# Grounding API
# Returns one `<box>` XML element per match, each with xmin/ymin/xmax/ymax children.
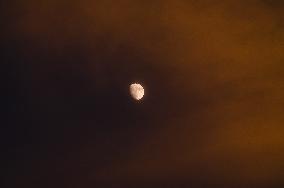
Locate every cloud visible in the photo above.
<box><xmin>2</xmin><ymin>0</ymin><xmax>284</xmax><ymax>187</ymax></box>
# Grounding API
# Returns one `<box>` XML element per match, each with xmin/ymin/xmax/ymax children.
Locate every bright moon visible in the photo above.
<box><xmin>130</xmin><ymin>83</ymin><xmax>144</xmax><ymax>100</ymax></box>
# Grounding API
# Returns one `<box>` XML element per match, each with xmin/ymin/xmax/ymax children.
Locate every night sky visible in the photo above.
<box><xmin>1</xmin><ymin>1</ymin><xmax>284</xmax><ymax>187</ymax></box>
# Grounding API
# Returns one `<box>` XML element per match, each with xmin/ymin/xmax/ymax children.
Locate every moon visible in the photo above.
<box><xmin>130</xmin><ymin>83</ymin><xmax>144</xmax><ymax>100</ymax></box>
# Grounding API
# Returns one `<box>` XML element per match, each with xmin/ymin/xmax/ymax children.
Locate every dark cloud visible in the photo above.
<box><xmin>1</xmin><ymin>1</ymin><xmax>284</xmax><ymax>187</ymax></box>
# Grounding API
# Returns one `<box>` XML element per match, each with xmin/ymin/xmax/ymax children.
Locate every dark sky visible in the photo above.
<box><xmin>1</xmin><ymin>0</ymin><xmax>284</xmax><ymax>187</ymax></box>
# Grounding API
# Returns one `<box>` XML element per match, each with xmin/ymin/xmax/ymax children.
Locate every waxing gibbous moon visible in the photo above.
<box><xmin>130</xmin><ymin>83</ymin><xmax>144</xmax><ymax>100</ymax></box>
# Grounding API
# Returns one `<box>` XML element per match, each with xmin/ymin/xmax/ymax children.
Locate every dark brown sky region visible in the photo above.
<box><xmin>1</xmin><ymin>0</ymin><xmax>284</xmax><ymax>187</ymax></box>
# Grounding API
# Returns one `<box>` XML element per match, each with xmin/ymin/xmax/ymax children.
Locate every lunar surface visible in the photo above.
<box><xmin>130</xmin><ymin>83</ymin><xmax>144</xmax><ymax>100</ymax></box>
